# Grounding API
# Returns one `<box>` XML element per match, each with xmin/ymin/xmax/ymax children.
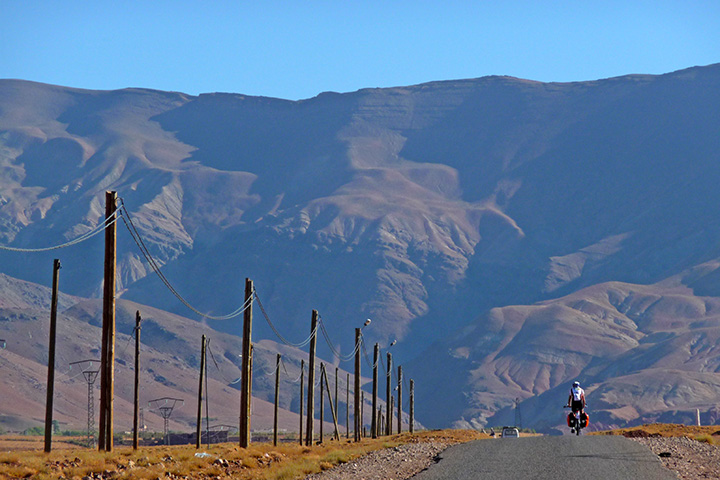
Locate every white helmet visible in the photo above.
<box><xmin>573</xmin><ymin>381</ymin><xmax>580</xmax><ymax>387</ymax></box>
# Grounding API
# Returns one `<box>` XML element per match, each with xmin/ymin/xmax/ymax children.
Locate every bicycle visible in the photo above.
<box><xmin>564</xmin><ymin>404</ymin><xmax>589</xmax><ymax>435</ymax></box>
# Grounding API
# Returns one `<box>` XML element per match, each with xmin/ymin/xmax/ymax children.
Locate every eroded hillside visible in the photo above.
<box><xmin>2</xmin><ymin>64</ymin><xmax>720</xmax><ymax>428</ymax></box>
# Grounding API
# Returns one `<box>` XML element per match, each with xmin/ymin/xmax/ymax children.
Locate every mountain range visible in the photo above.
<box><xmin>1</xmin><ymin>63</ymin><xmax>720</xmax><ymax>432</ymax></box>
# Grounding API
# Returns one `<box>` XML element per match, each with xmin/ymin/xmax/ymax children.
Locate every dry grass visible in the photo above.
<box><xmin>693</xmin><ymin>434</ymin><xmax>717</xmax><ymax>445</ymax></box>
<box><xmin>0</xmin><ymin>435</ymin><xmax>80</xmax><ymax>451</ymax></box>
<box><xmin>0</xmin><ymin>429</ymin><xmax>485</xmax><ymax>479</ymax></box>
<box><xmin>592</xmin><ymin>423</ymin><xmax>720</xmax><ymax>439</ymax></box>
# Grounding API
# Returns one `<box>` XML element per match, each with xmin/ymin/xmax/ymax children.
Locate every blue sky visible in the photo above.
<box><xmin>2</xmin><ymin>1</ymin><xmax>719</xmax><ymax>100</ymax></box>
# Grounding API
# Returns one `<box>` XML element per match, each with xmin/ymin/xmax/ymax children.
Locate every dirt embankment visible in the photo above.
<box><xmin>596</xmin><ymin>424</ymin><xmax>720</xmax><ymax>480</ymax></box>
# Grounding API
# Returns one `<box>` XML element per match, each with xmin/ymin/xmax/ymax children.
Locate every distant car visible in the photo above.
<box><xmin>501</xmin><ymin>427</ymin><xmax>520</xmax><ymax>438</ymax></box>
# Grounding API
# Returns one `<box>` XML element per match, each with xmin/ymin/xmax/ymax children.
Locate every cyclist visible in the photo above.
<box><xmin>566</xmin><ymin>381</ymin><xmax>586</xmax><ymax>432</ymax></box>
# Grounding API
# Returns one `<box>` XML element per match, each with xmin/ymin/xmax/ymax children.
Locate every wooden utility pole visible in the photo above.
<box><xmin>379</xmin><ymin>406</ymin><xmax>384</xmax><ymax>436</ymax></box>
<box><xmin>273</xmin><ymin>354</ymin><xmax>281</xmax><ymax>446</ymax></box>
<box><xmin>105</xmin><ymin>190</ymin><xmax>117</xmax><ymax>452</ymax></box>
<box><xmin>409</xmin><ymin>379</ymin><xmax>414</xmax><ymax>434</ymax></box>
<box><xmin>321</xmin><ymin>364</ymin><xmax>340</xmax><ymax>440</ymax></box>
<box><xmin>346</xmin><ymin>373</ymin><xmax>349</xmax><ymax>439</ymax></box>
<box><xmin>204</xmin><ymin>351</ymin><xmax>209</xmax><ymax>446</ymax></box>
<box><xmin>319</xmin><ymin>363</ymin><xmax>324</xmax><ymax>443</ymax></box>
<box><xmin>248</xmin><ymin>344</ymin><xmax>254</xmax><ymax>441</ymax></box>
<box><xmin>390</xmin><ymin>396</ymin><xmax>394</xmax><ymax>435</ymax></box>
<box><xmin>98</xmin><ymin>302</ymin><xmax>108</xmax><ymax>448</ymax></box>
<box><xmin>371</xmin><ymin>343</ymin><xmax>378</xmax><ymax>438</ymax></box>
<box><xmin>305</xmin><ymin>310</ymin><xmax>318</xmax><ymax>446</ymax></box>
<box><xmin>334</xmin><ymin>367</ymin><xmax>338</xmax><ymax>424</ymax></box>
<box><xmin>397</xmin><ymin>365</ymin><xmax>403</xmax><ymax>434</ymax></box>
<box><xmin>354</xmin><ymin>328</ymin><xmax>361</xmax><ymax>442</ymax></box>
<box><xmin>196</xmin><ymin>335</ymin><xmax>207</xmax><ymax>449</ymax></box>
<box><xmin>99</xmin><ymin>191</ymin><xmax>117</xmax><ymax>452</ymax></box>
<box><xmin>44</xmin><ymin>259</ymin><xmax>61</xmax><ymax>453</ymax></box>
<box><xmin>385</xmin><ymin>352</ymin><xmax>392</xmax><ymax>436</ymax></box>
<box><xmin>133</xmin><ymin>311</ymin><xmax>141</xmax><ymax>450</ymax></box>
<box><xmin>239</xmin><ymin>278</ymin><xmax>253</xmax><ymax>448</ymax></box>
<box><xmin>299</xmin><ymin>359</ymin><xmax>304</xmax><ymax>445</ymax></box>
<box><xmin>361</xmin><ymin>391</ymin><xmax>365</xmax><ymax>438</ymax></box>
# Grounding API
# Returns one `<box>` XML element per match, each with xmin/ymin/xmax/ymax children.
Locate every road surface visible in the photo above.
<box><xmin>411</xmin><ymin>436</ymin><xmax>676</xmax><ymax>479</ymax></box>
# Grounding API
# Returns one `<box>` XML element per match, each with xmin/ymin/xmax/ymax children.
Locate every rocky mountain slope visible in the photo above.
<box><xmin>414</xmin><ymin>272</ymin><xmax>720</xmax><ymax>430</ymax></box>
<box><xmin>2</xmin><ymin>63</ymin><xmax>720</xmax><ymax>430</ymax></box>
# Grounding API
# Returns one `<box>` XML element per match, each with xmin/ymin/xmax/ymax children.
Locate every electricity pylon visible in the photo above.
<box><xmin>149</xmin><ymin>397</ymin><xmax>184</xmax><ymax>445</ymax></box>
<box><xmin>69</xmin><ymin>359</ymin><xmax>100</xmax><ymax>448</ymax></box>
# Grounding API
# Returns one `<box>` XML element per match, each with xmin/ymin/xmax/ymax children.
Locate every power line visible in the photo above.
<box><xmin>0</xmin><ymin>209</ymin><xmax>123</xmax><ymax>252</ymax></box>
<box><xmin>318</xmin><ymin>316</ymin><xmax>361</xmax><ymax>362</ymax></box>
<box><xmin>360</xmin><ymin>336</ymin><xmax>380</xmax><ymax>371</ymax></box>
<box><xmin>0</xmin><ymin>196</ymin><xmax>391</xmax><ymax>400</ymax></box>
<box><xmin>281</xmin><ymin>358</ymin><xmax>304</xmax><ymax>383</ymax></box>
<box><xmin>261</xmin><ymin>361</ymin><xmax>280</xmax><ymax>376</ymax></box>
<box><xmin>119</xmin><ymin>199</ymin><xmax>252</xmax><ymax>321</ymax></box>
<box><xmin>280</xmin><ymin>357</ymin><xmax>290</xmax><ymax>377</ymax></box>
<box><xmin>1</xmin><ymin>197</ymin><xmax>253</xmax><ymax>321</ymax></box>
<box><xmin>255</xmin><ymin>290</ymin><xmax>317</xmax><ymax>348</ymax></box>
<box><xmin>206</xmin><ymin>340</ymin><xmax>237</xmax><ymax>385</ymax></box>
<box><xmin>117</xmin><ymin>326</ymin><xmax>138</xmax><ymax>360</ymax></box>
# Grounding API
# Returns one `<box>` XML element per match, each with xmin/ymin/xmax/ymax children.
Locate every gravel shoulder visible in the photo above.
<box><xmin>630</xmin><ymin>436</ymin><xmax>720</xmax><ymax>480</ymax></box>
<box><xmin>304</xmin><ymin>441</ymin><xmax>449</xmax><ymax>480</ymax></box>
<box><xmin>306</xmin><ymin>434</ymin><xmax>720</xmax><ymax>480</ymax></box>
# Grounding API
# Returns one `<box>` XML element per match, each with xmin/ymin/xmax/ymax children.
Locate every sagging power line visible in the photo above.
<box><xmin>0</xmin><ymin>210</ymin><xmax>123</xmax><ymax>252</ymax></box>
<box><xmin>1</xmin><ymin>191</ymin><xmax>421</xmax><ymax>447</ymax></box>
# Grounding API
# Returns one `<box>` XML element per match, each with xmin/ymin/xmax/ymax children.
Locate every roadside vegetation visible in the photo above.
<box><xmin>0</xmin><ymin>429</ymin><xmax>486</xmax><ymax>479</ymax></box>
<box><xmin>592</xmin><ymin>423</ymin><xmax>720</xmax><ymax>445</ymax></box>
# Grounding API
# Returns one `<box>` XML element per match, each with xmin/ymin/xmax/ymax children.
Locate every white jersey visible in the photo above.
<box><xmin>570</xmin><ymin>386</ymin><xmax>584</xmax><ymax>402</ymax></box>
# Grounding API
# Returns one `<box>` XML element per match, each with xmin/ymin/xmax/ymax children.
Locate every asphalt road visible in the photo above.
<box><xmin>411</xmin><ymin>436</ymin><xmax>677</xmax><ymax>480</ymax></box>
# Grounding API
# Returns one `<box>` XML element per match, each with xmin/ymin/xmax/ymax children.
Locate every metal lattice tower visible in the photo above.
<box><xmin>83</xmin><ymin>370</ymin><xmax>99</xmax><ymax>448</ymax></box>
<box><xmin>70</xmin><ymin>360</ymin><xmax>100</xmax><ymax>449</ymax></box>
<box><xmin>149</xmin><ymin>397</ymin><xmax>183</xmax><ymax>445</ymax></box>
<box><xmin>160</xmin><ymin>407</ymin><xmax>172</xmax><ymax>444</ymax></box>
<box><xmin>208</xmin><ymin>424</ymin><xmax>237</xmax><ymax>446</ymax></box>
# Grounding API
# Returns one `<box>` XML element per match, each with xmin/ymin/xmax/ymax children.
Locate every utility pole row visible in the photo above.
<box><xmin>35</xmin><ymin>203</ymin><xmax>417</xmax><ymax>450</ymax></box>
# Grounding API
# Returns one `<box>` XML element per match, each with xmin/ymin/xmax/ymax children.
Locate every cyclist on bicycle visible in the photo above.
<box><xmin>566</xmin><ymin>381</ymin><xmax>586</xmax><ymax>432</ymax></box>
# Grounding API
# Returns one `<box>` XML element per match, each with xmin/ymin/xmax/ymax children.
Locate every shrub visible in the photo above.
<box><xmin>320</xmin><ymin>450</ymin><xmax>350</xmax><ymax>465</ymax></box>
<box><xmin>23</xmin><ymin>426</ymin><xmax>44</xmax><ymax>436</ymax></box>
